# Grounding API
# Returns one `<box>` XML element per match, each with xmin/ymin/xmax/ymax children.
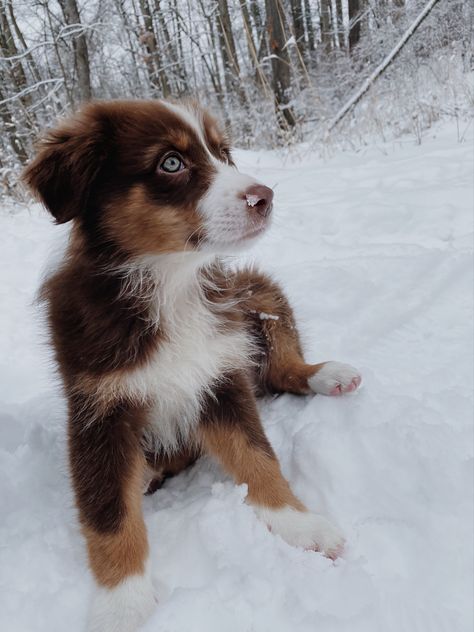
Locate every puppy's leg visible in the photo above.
<box><xmin>68</xmin><ymin>398</ymin><xmax>155</xmax><ymax>632</ymax></box>
<box><xmin>306</xmin><ymin>361</ymin><xmax>362</xmax><ymax>396</ymax></box>
<box><xmin>199</xmin><ymin>372</ymin><xmax>344</xmax><ymax>558</ymax></box>
<box><xmin>233</xmin><ymin>267</ymin><xmax>361</xmax><ymax>395</ymax></box>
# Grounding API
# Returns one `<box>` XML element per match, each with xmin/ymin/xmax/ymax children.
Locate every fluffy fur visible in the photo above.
<box><xmin>23</xmin><ymin>99</ymin><xmax>361</xmax><ymax>632</ymax></box>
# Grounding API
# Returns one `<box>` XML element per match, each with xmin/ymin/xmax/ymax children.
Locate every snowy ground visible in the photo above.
<box><xmin>1</xmin><ymin>122</ymin><xmax>473</xmax><ymax>632</ymax></box>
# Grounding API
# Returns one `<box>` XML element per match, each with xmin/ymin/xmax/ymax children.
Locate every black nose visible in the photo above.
<box><xmin>244</xmin><ymin>184</ymin><xmax>274</xmax><ymax>218</ymax></box>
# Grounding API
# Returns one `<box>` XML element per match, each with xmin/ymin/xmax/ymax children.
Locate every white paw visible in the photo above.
<box><xmin>255</xmin><ymin>505</ymin><xmax>345</xmax><ymax>559</ymax></box>
<box><xmin>87</xmin><ymin>570</ymin><xmax>156</xmax><ymax>632</ymax></box>
<box><xmin>308</xmin><ymin>361</ymin><xmax>361</xmax><ymax>396</ymax></box>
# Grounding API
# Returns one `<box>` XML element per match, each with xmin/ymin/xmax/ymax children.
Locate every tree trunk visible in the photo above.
<box><xmin>173</xmin><ymin>3</ymin><xmax>225</xmax><ymax>111</ymax></box>
<box><xmin>171</xmin><ymin>0</ymin><xmax>185</xmax><ymax>79</ymax></box>
<box><xmin>0</xmin><ymin>82</ymin><xmax>28</xmax><ymax>163</ymax></box>
<box><xmin>0</xmin><ymin>4</ymin><xmax>30</xmax><ymax>102</ymax></box>
<box><xmin>240</xmin><ymin>0</ymin><xmax>266</xmax><ymax>89</ymax></box>
<box><xmin>216</xmin><ymin>0</ymin><xmax>247</xmax><ymax>106</ymax></box>
<box><xmin>320</xmin><ymin>0</ymin><xmax>332</xmax><ymax>53</ymax></box>
<box><xmin>137</xmin><ymin>0</ymin><xmax>171</xmax><ymax>97</ymax></box>
<box><xmin>0</xmin><ymin>1</ymin><xmax>38</xmax><ymax>139</ymax></box>
<box><xmin>290</xmin><ymin>0</ymin><xmax>307</xmax><ymax>61</ymax></box>
<box><xmin>112</xmin><ymin>0</ymin><xmax>145</xmax><ymax>95</ymax></box>
<box><xmin>153</xmin><ymin>0</ymin><xmax>185</xmax><ymax>94</ymax></box>
<box><xmin>348</xmin><ymin>0</ymin><xmax>362</xmax><ymax>52</ymax></box>
<box><xmin>59</xmin><ymin>0</ymin><xmax>93</xmax><ymax>101</ymax></box>
<box><xmin>7</xmin><ymin>2</ymin><xmax>43</xmax><ymax>86</ymax></box>
<box><xmin>303</xmin><ymin>0</ymin><xmax>315</xmax><ymax>52</ymax></box>
<box><xmin>44</xmin><ymin>1</ymin><xmax>74</xmax><ymax>107</ymax></box>
<box><xmin>249</xmin><ymin>0</ymin><xmax>269</xmax><ymax>62</ymax></box>
<box><xmin>265</xmin><ymin>0</ymin><xmax>296</xmax><ymax>128</ymax></box>
<box><xmin>335</xmin><ymin>0</ymin><xmax>345</xmax><ymax>49</ymax></box>
<box><xmin>196</xmin><ymin>0</ymin><xmax>223</xmax><ymax>97</ymax></box>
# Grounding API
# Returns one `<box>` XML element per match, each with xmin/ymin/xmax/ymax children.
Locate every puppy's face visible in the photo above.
<box><xmin>24</xmin><ymin>100</ymin><xmax>273</xmax><ymax>258</ymax></box>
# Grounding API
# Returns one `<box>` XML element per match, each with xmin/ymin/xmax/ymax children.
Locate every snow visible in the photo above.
<box><xmin>246</xmin><ymin>194</ymin><xmax>261</xmax><ymax>207</ymax></box>
<box><xmin>326</xmin><ymin>0</ymin><xmax>442</xmax><ymax>133</ymax></box>
<box><xmin>1</xmin><ymin>122</ymin><xmax>472</xmax><ymax>631</ymax></box>
<box><xmin>248</xmin><ymin>309</ymin><xmax>280</xmax><ymax>321</ymax></box>
<box><xmin>258</xmin><ymin>312</ymin><xmax>279</xmax><ymax>321</ymax></box>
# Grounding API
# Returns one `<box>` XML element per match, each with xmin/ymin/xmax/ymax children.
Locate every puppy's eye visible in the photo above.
<box><xmin>220</xmin><ymin>147</ymin><xmax>234</xmax><ymax>166</ymax></box>
<box><xmin>160</xmin><ymin>154</ymin><xmax>184</xmax><ymax>173</ymax></box>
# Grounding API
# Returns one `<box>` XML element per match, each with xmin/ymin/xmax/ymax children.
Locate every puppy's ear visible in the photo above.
<box><xmin>23</xmin><ymin>106</ymin><xmax>107</xmax><ymax>224</ymax></box>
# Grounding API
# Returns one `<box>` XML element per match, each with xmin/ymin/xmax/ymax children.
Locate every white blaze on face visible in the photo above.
<box><xmin>198</xmin><ymin>162</ymin><xmax>266</xmax><ymax>247</ymax></box>
<box><xmin>161</xmin><ymin>100</ymin><xmax>270</xmax><ymax>249</ymax></box>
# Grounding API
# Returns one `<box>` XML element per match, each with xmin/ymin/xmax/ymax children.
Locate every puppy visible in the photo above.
<box><xmin>23</xmin><ymin>100</ymin><xmax>361</xmax><ymax>632</ymax></box>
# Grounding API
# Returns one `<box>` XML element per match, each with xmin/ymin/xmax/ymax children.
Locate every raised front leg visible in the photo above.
<box><xmin>68</xmin><ymin>396</ymin><xmax>155</xmax><ymax>632</ymax></box>
<box><xmin>198</xmin><ymin>372</ymin><xmax>344</xmax><ymax>558</ymax></box>
<box><xmin>232</xmin><ymin>268</ymin><xmax>361</xmax><ymax>396</ymax></box>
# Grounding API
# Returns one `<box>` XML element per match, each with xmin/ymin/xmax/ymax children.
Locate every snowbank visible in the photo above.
<box><xmin>1</xmin><ymin>122</ymin><xmax>472</xmax><ymax>631</ymax></box>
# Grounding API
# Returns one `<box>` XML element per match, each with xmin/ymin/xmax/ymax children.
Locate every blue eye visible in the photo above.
<box><xmin>160</xmin><ymin>154</ymin><xmax>184</xmax><ymax>173</ymax></box>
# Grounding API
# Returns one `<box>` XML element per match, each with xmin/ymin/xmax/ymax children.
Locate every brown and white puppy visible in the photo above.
<box><xmin>23</xmin><ymin>100</ymin><xmax>361</xmax><ymax>632</ymax></box>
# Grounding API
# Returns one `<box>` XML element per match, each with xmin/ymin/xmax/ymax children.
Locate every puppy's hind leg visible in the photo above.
<box><xmin>233</xmin><ymin>268</ymin><xmax>361</xmax><ymax>396</ymax></box>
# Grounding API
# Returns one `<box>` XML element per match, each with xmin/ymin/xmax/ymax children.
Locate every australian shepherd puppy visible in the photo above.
<box><xmin>24</xmin><ymin>100</ymin><xmax>361</xmax><ymax>632</ymax></box>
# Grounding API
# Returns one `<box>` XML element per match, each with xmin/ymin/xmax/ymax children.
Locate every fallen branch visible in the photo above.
<box><xmin>326</xmin><ymin>0</ymin><xmax>442</xmax><ymax>134</ymax></box>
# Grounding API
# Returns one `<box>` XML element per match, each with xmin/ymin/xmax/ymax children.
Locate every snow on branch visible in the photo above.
<box><xmin>326</xmin><ymin>0</ymin><xmax>442</xmax><ymax>134</ymax></box>
<box><xmin>0</xmin><ymin>79</ymin><xmax>64</xmax><ymax>106</ymax></box>
<box><xmin>0</xmin><ymin>22</ymin><xmax>103</xmax><ymax>64</ymax></box>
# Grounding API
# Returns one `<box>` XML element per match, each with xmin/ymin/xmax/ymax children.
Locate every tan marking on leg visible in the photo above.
<box><xmin>84</xmin><ymin>454</ymin><xmax>149</xmax><ymax>588</ymax></box>
<box><xmin>266</xmin><ymin>356</ymin><xmax>326</xmax><ymax>395</ymax></box>
<box><xmin>199</xmin><ymin>424</ymin><xmax>305</xmax><ymax>511</ymax></box>
<box><xmin>231</xmin><ymin>267</ymin><xmax>319</xmax><ymax>395</ymax></box>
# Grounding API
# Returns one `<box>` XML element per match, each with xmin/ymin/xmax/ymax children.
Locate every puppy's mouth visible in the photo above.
<box><xmin>238</xmin><ymin>200</ymin><xmax>273</xmax><ymax>243</ymax></box>
<box><xmin>199</xmin><ymin>192</ymin><xmax>273</xmax><ymax>250</ymax></box>
<box><xmin>200</xmin><ymin>221</ymin><xmax>269</xmax><ymax>252</ymax></box>
<box><xmin>219</xmin><ymin>221</ymin><xmax>270</xmax><ymax>247</ymax></box>
<box><xmin>240</xmin><ymin>223</ymin><xmax>269</xmax><ymax>241</ymax></box>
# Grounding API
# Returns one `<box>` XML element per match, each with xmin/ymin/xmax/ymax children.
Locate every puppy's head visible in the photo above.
<box><xmin>23</xmin><ymin>100</ymin><xmax>273</xmax><ymax>257</ymax></box>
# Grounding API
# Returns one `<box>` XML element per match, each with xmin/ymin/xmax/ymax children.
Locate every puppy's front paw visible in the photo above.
<box><xmin>87</xmin><ymin>571</ymin><xmax>156</xmax><ymax>632</ymax></box>
<box><xmin>256</xmin><ymin>506</ymin><xmax>345</xmax><ymax>559</ymax></box>
<box><xmin>308</xmin><ymin>361</ymin><xmax>361</xmax><ymax>396</ymax></box>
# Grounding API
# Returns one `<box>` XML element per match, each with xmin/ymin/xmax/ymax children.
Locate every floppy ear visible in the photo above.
<box><xmin>23</xmin><ymin>107</ymin><xmax>106</xmax><ymax>224</ymax></box>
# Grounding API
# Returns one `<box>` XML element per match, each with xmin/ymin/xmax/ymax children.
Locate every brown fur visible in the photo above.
<box><xmin>199</xmin><ymin>372</ymin><xmax>305</xmax><ymax>510</ymax></box>
<box><xmin>85</xmin><ymin>453</ymin><xmax>148</xmax><ymax>587</ymax></box>
<box><xmin>231</xmin><ymin>268</ymin><xmax>319</xmax><ymax>394</ymax></box>
<box><xmin>144</xmin><ymin>446</ymin><xmax>201</xmax><ymax>494</ymax></box>
<box><xmin>23</xmin><ymin>100</ymin><xmax>333</xmax><ymax>597</ymax></box>
<box><xmin>68</xmin><ymin>397</ymin><xmax>149</xmax><ymax>588</ymax></box>
<box><xmin>102</xmin><ymin>187</ymin><xmax>203</xmax><ymax>256</ymax></box>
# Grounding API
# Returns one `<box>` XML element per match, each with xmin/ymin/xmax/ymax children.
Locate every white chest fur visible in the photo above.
<box><xmin>116</xmin><ymin>255</ymin><xmax>251</xmax><ymax>453</ymax></box>
<box><xmin>141</xmin><ymin>302</ymin><xmax>249</xmax><ymax>452</ymax></box>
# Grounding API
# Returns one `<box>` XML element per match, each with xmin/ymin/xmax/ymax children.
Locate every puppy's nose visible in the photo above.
<box><xmin>244</xmin><ymin>184</ymin><xmax>274</xmax><ymax>218</ymax></box>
